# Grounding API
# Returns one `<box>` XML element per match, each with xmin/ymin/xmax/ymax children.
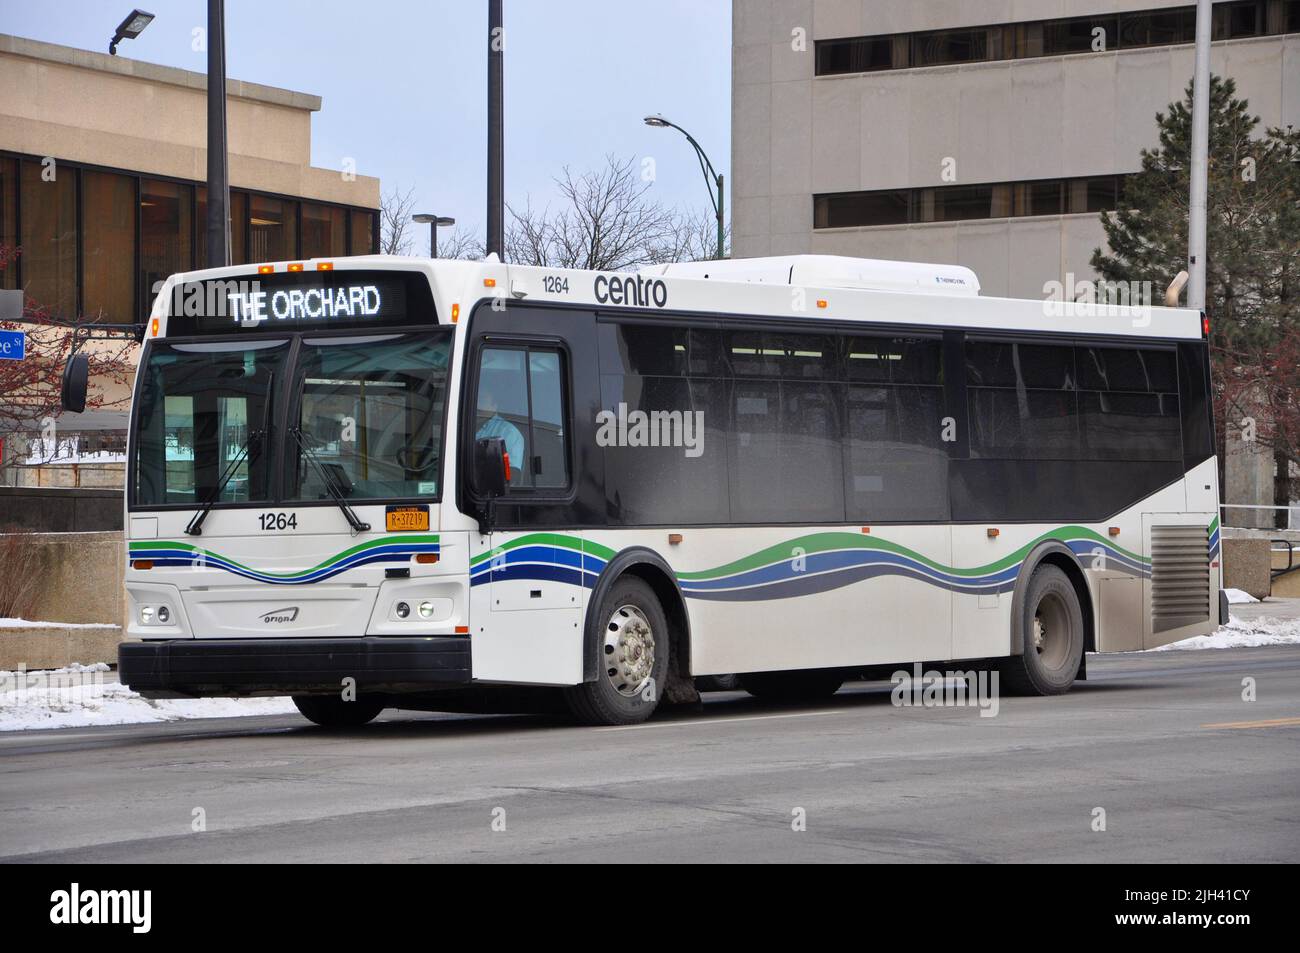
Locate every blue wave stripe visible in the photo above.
<box><xmin>469</xmin><ymin>544</ymin><xmax>592</xmax><ymax>580</ymax></box>
<box><xmin>134</xmin><ymin>542</ymin><xmax>440</xmax><ymax>585</ymax></box>
<box><xmin>676</xmin><ymin>548</ymin><xmax>1021</xmax><ymax>592</ymax></box>
<box><xmin>685</xmin><ymin>562</ymin><xmax>1018</xmax><ymax>602</ymax></box>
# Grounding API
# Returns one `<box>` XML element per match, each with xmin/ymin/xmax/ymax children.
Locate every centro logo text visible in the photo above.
<box><xmin>260</xmin><ymin>607</ymin><xmax>300</xmax><ymax>624</ymax></box>
<box><xmin>50</xmin><ymin>883</ymin><xmax>151</xmax><ymax>934</ymax></box>
<box><xmin>594</xmin><ymin>274</ymin><xmax>668</xmax><ymax>308</ymax></box>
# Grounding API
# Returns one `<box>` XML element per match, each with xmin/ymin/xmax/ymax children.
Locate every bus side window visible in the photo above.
<box><xmin>474</xmin><ymin>345</ymin><xmax>570</xmax><ymax>492</ymax></box>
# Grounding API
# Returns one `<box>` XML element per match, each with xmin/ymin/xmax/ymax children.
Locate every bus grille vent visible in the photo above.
<box><xmin>1150</xmin><ymin>525</ymin><xmax>1211</xmax><ymax>633</ymax></box>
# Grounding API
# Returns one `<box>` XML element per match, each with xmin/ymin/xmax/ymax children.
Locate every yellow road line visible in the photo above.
<box><xmin>1201</xmin><ymin>716</ymin><xmax>1300</xmax><ymax>730</ymax></box>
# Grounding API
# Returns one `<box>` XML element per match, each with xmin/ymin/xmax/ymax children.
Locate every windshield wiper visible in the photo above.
<box><xmin>184</xmin><ymin>429</ymin><xmax>263</xmax><ymax>536</ymax></box>
<box><xmin>290</xmin><ymin>428</ymin><xmax>371</xmax><ymax>533</ymax></box>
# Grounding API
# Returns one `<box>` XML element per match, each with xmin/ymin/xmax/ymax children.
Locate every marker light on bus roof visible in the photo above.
<box><xmin>258</xmin><ymin>265</ymin><xmax>274</xmax><ymax>274</ymax></box>
<box><xmin>150</xmin><ymin>318</ymin><xmax>159</xmax><ymax>337</ymax></box>
<box><xmin>287</xmin><ymin>263</ymin><xmax>304</xmax><ymax>272</ymax></box>
<box><xmin>317</xmin><ymin>262</ymin><xmax>334</xmax><ymax>271</ymax></box>
<box><xmin>451</xmin><ymin>303</ymin><xmax>460</xmax><ymax>323</ymax></box>
<box><xmin>484</xmin><ymin>278</ymin><xmax>496</xmax><ymax>288</ymax></box>
<box><xmin>816</xmin><ymin>299</ymin><xmax>828</xmax><ymax>309</ymax></box>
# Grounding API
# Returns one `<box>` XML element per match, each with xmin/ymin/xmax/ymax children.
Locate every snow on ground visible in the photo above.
<box><xmin>0</xmin><ymin>618</ymin><xmax>119</xmax><ymax>629</ymax></box>
<box><xmin>0</xmin><ymin>663</ymin><xmax>296</xmax><ymax>732</ymax></box>
<box><xmin>1155</xmin><ymin>614</ymin><xmax>1300</xmax><ymax>651</ymax></box>
<box><xmin>1223</xmin><ymin>588</ymin><xmax>1260</xmax><ymax>604</ymax></box>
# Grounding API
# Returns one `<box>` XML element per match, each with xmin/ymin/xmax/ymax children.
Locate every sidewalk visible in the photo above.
<box><xmin>1231</xmin><ymin>597</ymin><xmax>1300</xmax><ymax>621</ymax></box>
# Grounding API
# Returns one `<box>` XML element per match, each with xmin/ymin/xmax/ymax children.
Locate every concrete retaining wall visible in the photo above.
<box><xmin>1</xmin><ymin>531</ymin><xmax>125</xmax><ymax>669</ymax></box>
<box><xmin>1222</xmin><ymin>538</ymin><xmax>1272</xmax><ymax>600</ymax></box>
<box><xmin>0</xmin><ymin>487</ymin><xmax>123</xmax><ymax>532</ymax></box>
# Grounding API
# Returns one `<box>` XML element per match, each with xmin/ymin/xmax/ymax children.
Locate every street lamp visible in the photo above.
<box><xmin>412</xmin><ymin>214</ymin><xmax>456</xmax><ymax>258</ymax></box>
<box><xmin>109</xmin><ymin>9</ymin><xmax>154</xmax><ymax>55</ymax></box>
<box><xmin>644</xmin><ymin>114</ymin><xmax>725</xmax><ymax>260</ymax></box>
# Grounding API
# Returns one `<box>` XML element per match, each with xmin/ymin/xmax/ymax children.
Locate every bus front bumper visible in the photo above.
<box><xmin>119</xmin><ymin>637</ymin><xmax>472</xmax><ymax>698</ymax></box>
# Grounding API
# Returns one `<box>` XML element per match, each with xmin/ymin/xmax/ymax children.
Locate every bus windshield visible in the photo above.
<box><xmin>133</xmin><ymin>339</ymin><xmax>287</xmax><ymax>507</ymax></box>
<box><xmin>132</xmin><ymin>331</ymin><xmax>451</xmax><ymax>508</ymax></box>
<box><xmin>287</xmin><ymin>333</ymin><xmax>450</xmax><ymax>501</ymax></box>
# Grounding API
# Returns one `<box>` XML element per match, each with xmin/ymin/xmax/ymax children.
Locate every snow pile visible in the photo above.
<box><xmin>1223</xmin><ymin>588</ymin><xmax>1260</xmax><ymax>604</ymax></box>
<box><xmin>0</xmin><ymin>663</ymin><xmax>296</xmax><ymax>732</ymax></box>
<box><xmin>0</xmin><ymin>618</ymin><xmax>118</xmax><ymax>629</ymax></box>
<box><xmin>1157</xmin><ymin>614</ymin><xmax>1300</xmax><ymax>651</ymax></box>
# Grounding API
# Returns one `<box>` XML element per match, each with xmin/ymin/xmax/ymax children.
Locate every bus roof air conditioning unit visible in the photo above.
<box><xmin>645</xmin><ymin>254</ymin><xmax>981</xmax><ymax>297</ymax></box>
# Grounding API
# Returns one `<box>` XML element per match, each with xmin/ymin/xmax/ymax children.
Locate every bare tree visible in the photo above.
<box><xmin>434</xmin><ymin>226</ymin><xmax>484</xmax><ymax>261</ymax></box>
<box><xmin>653</xmin><ymin>207</ymin><xmax>730</xmax><ymax>263</ymax></box>
<box><xmin>505</xmin><ymin>154</ymin><xmax>682</xmax><ymax>271</ymax></box>
<box><xmin>379</xmin><ymin>186</ymin><xmax>419</xmax><ymax>256</ymax></box>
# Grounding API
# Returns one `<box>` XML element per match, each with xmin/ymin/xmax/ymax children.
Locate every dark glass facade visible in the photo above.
<box><xmin>0</xmin><ymin>151</ymin><xmax>379</xmax><ymax>324</ymax></box>
<box><xmin>816</xmin><ymin>0</ymin><xmax>1300</xmax><ymax>75</ymax></box>
<box><xmin>814</xmin><ymin>175</ymin><xmax>1134</xmax><ymax>228</ymax></box>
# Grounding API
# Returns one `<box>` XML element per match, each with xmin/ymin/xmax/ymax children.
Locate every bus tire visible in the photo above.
<box><xmin>999</xmin><ymin>564</ymin><xmax>1084</xmax><ymax>696</ymax></box>
<box><xmin>564</xmin><ymin>576</ymin><xmax>669</xmax><ymax>726</ymax></box>
<box><xmin>292</xmin><ymin>694</ymin><xmax>385</xmax><ymax>728</ymax></box>
<box><xmin>739</xmin><ymin>670</ymin><xmax>844</xmax><ymax>701</ymax></box>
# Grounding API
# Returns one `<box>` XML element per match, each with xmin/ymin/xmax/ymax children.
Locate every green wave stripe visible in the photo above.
<box><xmin>674</xmin><ymin>526</ymin><xmax>1149</xmax><ymax>581</ymax></box>
<box><xmin>128</xmin><ymin>534</ymin><xmax>440</xmax><ymax>579</ymax></box>
<box><xmin>469</xmin><ymin>532</ymin><xmax>615</xmax><ymax>567</ymax></box>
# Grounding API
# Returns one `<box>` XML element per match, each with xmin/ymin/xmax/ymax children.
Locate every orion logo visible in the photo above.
<box><xmin>260</xmin><ymin>607</ymin><xmax>300</xmax><ymax>624</ymax></box>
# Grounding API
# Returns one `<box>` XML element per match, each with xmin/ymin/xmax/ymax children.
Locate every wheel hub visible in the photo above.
<box><xmin>604</xmin><ymin>604</ymin><xmax>655</xmax><ymax>697</ymax></box>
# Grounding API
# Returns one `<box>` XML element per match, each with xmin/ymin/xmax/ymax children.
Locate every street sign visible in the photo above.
<box><xmin>0</xmin><ymin>329</ymin><xmax>25</xmax><ymax>361</ymax></box>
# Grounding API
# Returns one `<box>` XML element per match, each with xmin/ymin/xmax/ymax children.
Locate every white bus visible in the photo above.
<box><xmin>84</xmin><ymin>253</ymin><xmax>1225</xmax><ymax>727</ymax></box>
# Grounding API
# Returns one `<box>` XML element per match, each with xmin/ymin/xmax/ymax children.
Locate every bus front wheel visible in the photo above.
<box><xmin>999</xmin><ymin>564</ymin><xmax>1084</xmax><ymax>696</ymax></box>
<box><xmin>292</xmin><ymin>694</ymin><xmax>385</xmax><ymax>728</ymax></box>
<box><xmin>565</xmin><ymin>576</ymin><xmax>669</xmax><ymax>726</ymax></box>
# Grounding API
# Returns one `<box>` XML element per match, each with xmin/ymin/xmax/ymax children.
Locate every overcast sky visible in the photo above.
<box><xmin>3</xmin><ymin>0</ymin><xmax>733</xmax><ymax>245</ymax></box>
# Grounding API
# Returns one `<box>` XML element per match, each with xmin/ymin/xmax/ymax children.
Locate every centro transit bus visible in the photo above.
<box><xmin>62</xmin><ymin>252</ymin><xmax>1224</xmax><ymax>727</ymax></box>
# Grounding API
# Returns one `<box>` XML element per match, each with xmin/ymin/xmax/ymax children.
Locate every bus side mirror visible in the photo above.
<box><xmin>61</xmin><ymin>352</ymin><xmax>89</xmax><ymax>413</ymax></box>
<box><xmin>474</xmin><ymin>436</ymin><xmax>509</xmax><ymax>498</ymax></box>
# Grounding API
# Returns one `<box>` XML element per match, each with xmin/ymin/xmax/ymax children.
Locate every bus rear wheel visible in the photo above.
<box><xmin>740</xmin><ymin>670</ymin><xmax>844</xmax><ymax>701</ymax></box>
<box><xmin>292</xmin><ymin>694</ymin><xmax>385</xmax><ymax>728</ymax></box>
<box><xmin>564</xmin><ymin>576</ymin><xmax>669</xmax><ymax>726</ymax></box>
<box><xmin>999</xmin><ymin>564</ymin><xmax>1084</xmax><ymax>696</ymax></box>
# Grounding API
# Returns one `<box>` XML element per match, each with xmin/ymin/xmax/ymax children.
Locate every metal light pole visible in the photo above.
<box><xmin>412</xmin><ymin>214</ymin><xmax>456</xmax><ymax>258</ymax></box>
<box><xmin>1186</xmin><ymin>0</ymin><xmax>1212</xmax><ymax>312</ymax></box>
<box><xmin>205</xmin><ymin>0</ymin><xmax>231</xmax><ymax>268</ymax></box>
<box><xmin>644</xmin><ymin>114</ymin><xmax>725</xmax><ymax>259</ymax></box>
<box><xmin>486</xmin><ymin>0</ymin><xmax>504</xmax><ymax>259</ymax></box>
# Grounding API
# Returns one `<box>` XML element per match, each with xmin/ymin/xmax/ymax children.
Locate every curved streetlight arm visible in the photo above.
<box><xmin>659</xmin><ymin>119</ymin><xmax>722</xmax><ymax>217</ymax></box>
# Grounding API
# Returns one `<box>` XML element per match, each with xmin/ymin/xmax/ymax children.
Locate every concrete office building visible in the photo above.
<box><xmin>0</xmin><ymin>33</ymin><xmax>381</xmax><ymax>486</ymax></box>
<box><xmin>731</xmin><ymin>0</ymin><xmax>1300</xmax><ymax>299</ymax></box>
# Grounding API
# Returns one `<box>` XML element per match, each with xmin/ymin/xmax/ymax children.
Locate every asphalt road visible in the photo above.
<box><xmin>2</xmin><ymin>645</ymin><xmax>1298</xmax><ymax>863</ymax></box>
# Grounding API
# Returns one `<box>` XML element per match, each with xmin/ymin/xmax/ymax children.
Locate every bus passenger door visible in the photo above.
<box><xmin>467</xmin><ymin>344</ymin><xmax>585</xmax><ymax>685</ymax></box>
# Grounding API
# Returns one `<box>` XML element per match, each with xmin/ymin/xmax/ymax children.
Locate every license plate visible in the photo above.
<box><xmin>385</xmin><ymin>505</ymin><xmax>429</xmax><ymax>532</ymax></box>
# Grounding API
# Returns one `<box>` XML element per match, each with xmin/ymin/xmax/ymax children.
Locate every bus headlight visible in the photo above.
<box><xmin>418</xmin><ymin>601</ymin><xmax>435</xmax><ymax>618</ymax></box>
<box><xmin>140</xmin><ymin>606</ymin><xmax>154</xmax><ymax>625</ymax></box>
<box><xmin>157</xmin><ymin>605</ymin><xmax>170</xmax><ymax>624</ymax></box>
<box><xmin>395</xmin><ymin>601</ymin><xmax>410</xmax><ymax>619</ymax></box>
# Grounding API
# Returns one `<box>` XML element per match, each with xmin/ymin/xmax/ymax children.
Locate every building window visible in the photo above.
<box><xmin>814</xmin><ymin>174</ymin><xmax>1131</xmax><ymax>228</ymax></box>
<box><xmin>814</xmin><ymin>1</ymin><xmax>1300</xmax><ymax>75</ymax></box>
<box><xmin>140</xmin><ymin>179</ymin><xmax>193</xmax><ymax>314</ymax></box>
<box><xmin>302</xmin><ymin>202</ymin><xmax>346</xmax><ymax>259</ymax></box>
<box><xmin>82</xmin><ymin>170</ymin><xmax>136</xmax><ymax>324</ymax></box>
<box><xmin>249</xmin><ymin>194</ymin><xmax>297</xmax><ymax>263</ymax></box>
<box><xmin>196</xmin><ymin>187</ymin><xmax>249</xmax><ymax>268</ymax></box>
<box><xmin>20</xmin><ymin>159</ymin><xmax>77</xmax><ymax>317</ymax></box>
<box><xmin>0</xmin><ymin>158</ymin><xmax>16</xmax><ymax>290</ymax></box>
<box><xmin>350</xmin><ymin>209</ymin><xmax>376</xmax><ymax>255</ymax></box>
